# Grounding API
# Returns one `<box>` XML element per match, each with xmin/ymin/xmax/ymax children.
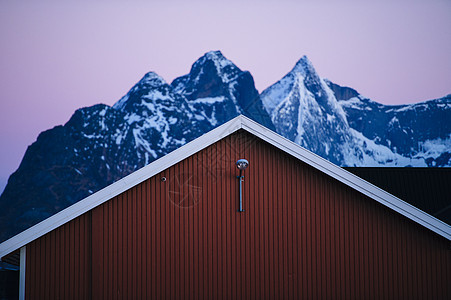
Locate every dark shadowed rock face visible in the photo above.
<box><xmin>324</xmin><ymin>79</ymin><xmax>359</xmax><ymax>101</ymax></box>
<box><xmin>0</xmin><ymin>104</ymin><xmax>138</xmax><ymax>242</ymax></box>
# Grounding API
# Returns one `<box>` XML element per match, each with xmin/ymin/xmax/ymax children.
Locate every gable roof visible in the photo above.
<box><xmin>1</xmin><ymin>115</ymin><xmax>450</xmax><ymax>259</ymax></box>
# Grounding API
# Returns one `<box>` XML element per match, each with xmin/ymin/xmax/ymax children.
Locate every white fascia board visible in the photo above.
<box><xmin>1</xmin><ymin>115</ymin><xmax>450</xmax><ymax>259</ymax></box>
<box><xmin>0</xmin><ymin>117</ymin><xmax>244</xmax><ymax>259</ymax></box>
<box><xmin>240</xmin><ymin>116</ymin><xmax>451</xmax><ymax>240</ymax></box>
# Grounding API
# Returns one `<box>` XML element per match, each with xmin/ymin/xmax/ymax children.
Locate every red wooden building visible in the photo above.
<box><xmin>1</xmin><ymin>115</ymin><xmax>450</xmax><ymax>299</ymax></box>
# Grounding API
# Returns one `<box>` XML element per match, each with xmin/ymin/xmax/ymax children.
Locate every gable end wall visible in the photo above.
<box><xmin>25</xmin><ymin>130</ymin><xmax>451</xmax><ymax>299</ymax></box>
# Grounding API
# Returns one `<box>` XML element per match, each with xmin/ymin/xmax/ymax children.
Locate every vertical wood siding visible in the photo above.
<box><xmin>25</xmin><ymin>212</ymin><xmax>91</xmax><ymax>299</ymax></box>
<box><xmin>26</xmin><ymin>130</ymin><xmax>451</xmax><ymax>299</ymax></box>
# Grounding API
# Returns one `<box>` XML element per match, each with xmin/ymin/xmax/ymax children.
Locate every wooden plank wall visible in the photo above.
<box><xmin>25</xmin><ymin>130</ymin><xmax>451</xmax><ymax>299</ymax></box>
<box><xmin>25</xmin><ymin>212</ymin><xmax>91</xmax><ymax>299</ymax></box>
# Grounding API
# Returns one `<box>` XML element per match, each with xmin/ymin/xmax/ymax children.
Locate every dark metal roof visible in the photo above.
<box><xmin>344</xmin><ymin>167</ymin><xmax>451</xmax><ymax>225</ymax></box>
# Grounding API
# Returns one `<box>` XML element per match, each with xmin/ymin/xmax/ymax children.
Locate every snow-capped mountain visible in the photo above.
<box><xmin>112</xmin><ymin>71</ymin><xmax>212</xmax><ymax>164</ymax></box>
<box><xmin>0</xmin><ymin>50</ymin><xmax>449</xmax><ymax>243</ymax></box>
<box><xmin>261</xmin><ymin>56</ymin><xmax>451</xmax><ymax>167</ymax></box>
<box><xmin>261</xmin><ymin>56</ymin><xmax>353</xmax><ymax>165</ymax></box>
<box><xmin>333</xmin><ymin>85</ymin><xmax>451</xmax><ymax>167</ymax></box>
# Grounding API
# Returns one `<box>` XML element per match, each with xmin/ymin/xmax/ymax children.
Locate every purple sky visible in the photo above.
<box><xmin>0</xmin><ymin>0</ymin><xmax>450</xmax><ymax>193</ymax></box>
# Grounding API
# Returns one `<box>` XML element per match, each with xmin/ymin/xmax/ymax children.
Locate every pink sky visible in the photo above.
<box><xmin>0</xmin><ymin>0</ymin><xmax>450</xmax><ymax>192</ymax></box>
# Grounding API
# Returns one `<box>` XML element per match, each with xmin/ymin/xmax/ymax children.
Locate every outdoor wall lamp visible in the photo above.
<box><xmin>236</xmin><ymin>159</ymin><xmax>249</xmax><ymax>212</ymax></box>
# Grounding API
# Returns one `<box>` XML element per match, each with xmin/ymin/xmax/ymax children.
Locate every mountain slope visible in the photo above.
<box><xmin>328</xmin><ymin>81</ymin><xmax>451</xmax><ymax>166</ymax></box>
<box><xmin>0</xmin><ymin>104</ymin><xmax>135</xmax><ymax>243</ymax></box>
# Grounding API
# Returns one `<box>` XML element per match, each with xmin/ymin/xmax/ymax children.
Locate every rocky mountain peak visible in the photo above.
<box><xmin>185</xmin><ymin>50</ymin><xmax>241</xmax><ymax>87</ymax></box>
<box><xmin>171</xmin><ymin>51</ymin><xmax>274</xmax><ymax>129</ymax></box>
<box><xmin>113</xmin><ymin>71</ymin><xmax>172</xmax><ymax>112</ymax></box>
<box><xmin>137</xmin><ymin>71</ymin><xmax>167</xmax><ymax>88</ymax></box>
<box><xmin>203</xmin><ymin>50</ymin><xmax>233</xmax><ymax>67</ymax></box>
<box><xmin>291</xmin><ymin>55</ymin><xmax>316</xmax><ymax>76</ymax></box>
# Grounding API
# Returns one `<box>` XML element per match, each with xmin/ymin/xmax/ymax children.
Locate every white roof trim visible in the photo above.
<box><xmin>240</xmin><ymin>117</ymin><xmax>451</xmax><ymax>240</ymax></box>
<box><xmin>1</xmin><ymin>115</ymin><xmax>450</xmax><ymax>258</ymax></box>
